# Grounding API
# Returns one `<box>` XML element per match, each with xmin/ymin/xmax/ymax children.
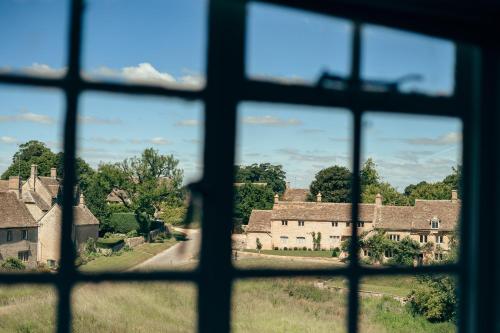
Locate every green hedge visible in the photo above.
<box><xmin>110</xmin><ymin>213</ymin><xmax>140</xmax><ymax>234</ymax></box>
<box><xmin>96</xmin><ymin>237</ymin><xmax>124</xmax><ymax>249</ymax></box>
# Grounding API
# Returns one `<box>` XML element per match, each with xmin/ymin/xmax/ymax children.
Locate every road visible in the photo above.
<box><xmin>132</xmin><ymin>228</ymin><xmax>201</xmax><ymax>271</ymax></box>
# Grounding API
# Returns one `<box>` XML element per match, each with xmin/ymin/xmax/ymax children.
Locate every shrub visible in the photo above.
<box><xmin>256</xmin><ymin>238</ymin><xmax>262</xmax><ymax>252</ymax></box>
<box><xmin>126</xmin><ymin>230</ymin><xmax>139</xmax><ymax>238</ymax></box>
<box><xmin>283</xmin><ymin>247</ymin><xmax>288</xmax><ymax>251</ymax></box>
<box><xmin>84</xmin><ymin>237</ymin><xmax>97</xmax><ymax>255</ymax></box>
<box><xmin>274</xmin><ymin>247</ymin><xmax>279</xmax><ymax>250</ymax></box>
<box><xmin>293</xmin><ymin>247</ymin><xmax>298</xmax><ymax>251</ymax></box>
<box><xmin>391</xmin><ymin>236</ymin><xmax>421</xmax><ymax>266</ymax></box>
<box><xmin>307</xmin><ymin>248</ymin><xmax>312</xmax><ymax>251</ymax></box>
<box><xmin>96</xmin><ymin>237</ymin><xmax>125</xmax><ymax>249</ymax></box>
<box><xmin>109</xmin><ymin>213</ymin><xmax>140</xmax><ymax>234</ymax></box>
<box><xmin>302</xmin><ymin>246</ymin><xmax>307</xmax><ymax>251</ymax></box>
<box><xmin>407</xmin><ymin>274</ymin><xmax>457</xmax><ymax>322</ymax></box>
<box><xmin>2</xmin><ymin>258</ymin><xmax>25</xmax><ymax>270</ymax></box>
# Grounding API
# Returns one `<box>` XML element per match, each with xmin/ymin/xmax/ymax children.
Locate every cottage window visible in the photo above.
<box><xmin>47</xmin><ymin>260</ymin><xmax>56</xmax><ymax>268</ymax></box>
<box><xmin>331</xmin><ymin>222</ymin><xmax>338</xmax><ymax>227</ymax></box>
<box><xmin>330</xmin><ymin>235</ymin><xmax>340</xmax><ymax>244</ymax></box>
<box><xmin>357</xmin><ymin>222</ymin><xmax>364</xmax><ymax>228</ymax></box>
<box><xmin>431</xmin><ymin>218</ymin><xmax>440</xmax><ymax>229</ymax></box>
<box><xmin>280</xmin><ymin>236</ymin><xmax>288</xmax><ymax>245</ymax></box>
<box><xmin>384</xmin><ymin>250</ymin><xmax>393</xmax><ymax>258</ymax></box>
<box><xmin>281</xmin><ymin>220</ymin><xmax>288</xmax><ymax>226</ymax></box>
<box><xmin>389</xmin><ymin>234</ymin><xmax>400</xmax><ymax>241</ymax></box>
<box><xmin>296</xmin><ymin>237</ymin><xmax>305</xmax><ymax>245</ymax></box>
<box><xmin>6</xmin><ymin>230</ymin><xmax>12</xmax><ymax>242</ymax></box>
<box><xmin>419</xmin><ymin>235</ymin><xmax>428</xmax><ymax>243</ymax></box>
<box><xmin>18</xmin><ymin>251</ymin><xmax>29</xmax><ymax>262</ymax></box>
<box><xmin>21</xmin><ymin>230</ymin><xmax>28</xmax><ymax>240</ymax></box>
<box><xmin>298</xmin><ymin>220</ymin><xmax>305</xmax><ymax>226</ymax></box>
<box><xmin>434</xmin><ymin>253</ymin><xmax>444</xmax><ymax>261</ymax></box>
<box><xmin>346</xmin><ymin>222</ymin><xmax>350</xmax><ymax>227</ymax></box>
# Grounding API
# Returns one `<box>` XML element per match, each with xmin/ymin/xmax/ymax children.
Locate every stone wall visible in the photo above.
<box><xmin>0</xmin><ymin>227</ymin><xmax>38</xmax><ymax>268</ymax></box>
<box><xmin>125</xmin><ymin>236</ymin><xmax>145</xmax><ymax>248</ymax></box>
<box><xmin>231</xmin><ymin>234</ymin><xmax>246</xmax><ymax>250</ymax></box>
<box><xmin>246</xmin><ymin>232</ymin><xmax>272</xmax><ymax>250</ymax></box>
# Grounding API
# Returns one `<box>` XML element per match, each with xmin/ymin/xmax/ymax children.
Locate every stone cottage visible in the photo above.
<box><xmin>0</xmin><ymin>164</ymin><xmax>99</xmax><ymax>268</ymax></box>
<box><xmin>246</xmin><ymin>186</ymin><xmax>460</xmax><ymax>262</ymax></box>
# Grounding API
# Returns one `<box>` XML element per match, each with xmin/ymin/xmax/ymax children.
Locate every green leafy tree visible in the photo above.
<box><xmin>363</xmin><ymin>230</ymin><xmax>394</xmax><ymax>264</ymax></box>
<box><xmin>160</xmin><ymin>203</ymin><xmax>187</xmax><ymax>226</ymax></box>
<box><xmin>362</xmin><ymin>182</ymin><xmax>409</xmax><ymax>205</ymax></box>
<box><xmin>405</xmin><ymin>181</ymin><xmax>453</xmax><ymax>205</ymax></box>
<box><xmin>234</xmin><ymin>184</ymin><xmax>274</xmax><ymax>224</ymax></box>
<box><xmin>234</xmin><ymin>163</ymin><xmax>287</xmax><ymax>194</ymax></box>
<box><xmin>360</xmin><ymin>158</ymin><xmax>379</xmax><ymax>188</ymax></box>
<box><xmin>256</xmin><ymin>238</ymin><xmax>262</xmax><ymax>252</ymax></box>
<box><xmin>390</xmin><ymin>236</ymin><xmax>421</xmax><ymax>266</ymax></box>
<box><xmin>408</xmin><ymin>275</ymin><xmax>457</xmax><ymax>322</ymax></box>
<box><xmin>1</xmin><ymin>140</ymin><xmax>58</xmax><ymax>179</ymax></box>
<box><xmin>308</xmin><ymin>165</ymin><xmax>352</xmax><ymax>202</ymax></box>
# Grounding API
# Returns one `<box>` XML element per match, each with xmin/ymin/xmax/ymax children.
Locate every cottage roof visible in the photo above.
<box><xmin>23</xmin><ymin>190</ymin><xmax>51</xmax><ymax>211</ymax></box>
<box><xmin>38</xmin><ymin>176</ymin><xmax>61</xmax><ymax>198</ymax></box>
<box><xmin>247</xmin><ymin>210</ymin><xmax>272</xmax><ymax>232</ymax></box>
<box><xmin>375</xmin><ymin>206</ymin><xmax>413</xmax><ymax>230</ymax></box>
<box><xmin>412</xmin><ymin>200</ymin><xmax>460</xmax><ymax>231</ymax></box>
<box><xmin>0</xmin><ymin>192</ymin><xmax>37</xmax><ymax>228</ymax></box>
<box><xmin>44</xmin><ymin>204</ymin><xmax>100</xmax><ymax>226</ymax></box>
<box><xmin>106</xmin><ymin>188</ymin><xmax>128</xmax><ymax>203</ymax></box>
<box><xmin>0</xmin><ymin>180</ymin><xmax>9</xmax><ymax>191</ymax></box>
<box><xmin>282</xmin><ymin>188</ymin><xmax>309</xmax><ymax>202</ymax></box>
<box><xmin>271</xmin><ymin>202</ymin><xmax>375</xmax><ymax>222</ymax></box>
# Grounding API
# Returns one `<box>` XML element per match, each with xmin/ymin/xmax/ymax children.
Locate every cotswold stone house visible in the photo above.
<box><xmin>247</xmin><ymin>187</ymin><xmax>460</xmax><ymax>261</ymax></box>
<box><xmin>0</xmin><ymin>164</ymin><xmax>99</xmax><ymax>268</ymax></box>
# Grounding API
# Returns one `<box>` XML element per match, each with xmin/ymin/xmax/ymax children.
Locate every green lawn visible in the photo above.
<box><xmin>244</xmin><ymin>249</ymin><xmax>338</xmax><ymax>258</ymax></box>
<box><xmin>80</xmin><ymin>239</ymin><xmax>177</xmax><ymax>272</ymax></box>
<box><xmin>0</xmin><ymin>257</ymin><xmax>456</xmax><ymax>333</ymax></box>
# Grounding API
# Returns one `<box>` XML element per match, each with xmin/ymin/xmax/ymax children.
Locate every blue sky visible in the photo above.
<box><xmin>0</xmin><ymin>0</ymin><xmax>461</xmax><ymax>189</ymax></box>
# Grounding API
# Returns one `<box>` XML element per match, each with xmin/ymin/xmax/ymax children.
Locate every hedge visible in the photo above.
<box><xmin>110</xmin><ymin>213</ymin><xmax>140</xmax><ymax>234</ymax></box>
<box><xmin>96</xmin><ymin>237</ymin><xmax>124</xmax><ymax>249</ymax></box>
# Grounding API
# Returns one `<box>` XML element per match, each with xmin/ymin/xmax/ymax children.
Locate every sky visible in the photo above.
<box><xmin>0</xmin><ymin>0</ymin><xmax>461</xmax><ymax>190</ymax></box>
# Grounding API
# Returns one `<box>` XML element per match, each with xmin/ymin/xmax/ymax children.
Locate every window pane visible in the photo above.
<box><xmin>247</xmin><ymin>3</ymin><xmax>352</xmax><ymax>85</ymax></box>
<box><xmin>0</xmin><ymin>86</ymin><xmax>64</xmax><ymax>271</ymax></box>
<box><xmin>361</xmin><ymin>113</ymin><xmax>462</xmax><ymax>265</ymax></box>
<box><xmin>0</xmin><ymin>284</ymin><xmax>56</xmax><ymax>332</ymax></box>
<box><xmin>73</xmin><ymin>282</ymin><xmax>196</xmax><ymax>332</ymax></box>
<box><xmin>234</xmin><ymin>102</ymin><xmax>353</xmax><ymax>267</ymax></box>
<box><xmin>77</xmin><ymin>93</ymin><xmax>203</xmax><ymax>272</ymax></box>
<box><xmin>0</xmin><ymin>0</ymin><xmax>68</xmax><ymax>77</ymax></box>
<box><xmin>232</xmin><ymin>277</ymin><xmax>347</xmax><ymax>332</ymax></box>
<box><xmin>357</xmin><ymin>275</ymin><xmax>457</xmax><ymax>332</ymax></box>
<box><xmin>83</xmin><ymin>0</ymin><xmax>207</xmax><ymax>89</ymax></box>
<box><xmin>361</xmin><ymin>25</ymin><xmax>455</xmax><ymax>96</ymax></box>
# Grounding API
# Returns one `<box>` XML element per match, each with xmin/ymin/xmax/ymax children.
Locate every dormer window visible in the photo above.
<box><xmin>431</xmin><ymin>217</ymin><xmax>440</xmax><ymax>229</ymax></box>
<box><xmin>281</xmin><ymin>220</ymin><xmax>288</xmax><ymax>226</ymax></box>
<box><xmin>298</xmin><ymin>220</ymin><xmax>304</xmax><ymax>226</ymax></box>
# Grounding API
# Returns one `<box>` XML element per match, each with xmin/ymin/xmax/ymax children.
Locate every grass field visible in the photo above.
<box><xmin>244</xmin><ymin>249</ymin><xmax>337</xmax><ymax>258</ymax></box>
<box><xmin>80</xmin><ymin>239</ymin><xmax>178</xmax><ymax>272</ymax></box>
<box><xmin>0</xmin><ymin>258</ymin><xmax>456</xmax><ymax>333</ymax></box>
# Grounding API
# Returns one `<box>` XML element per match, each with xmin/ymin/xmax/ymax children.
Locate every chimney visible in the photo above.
<box><xmin>286</xmin><ymin>182</ymin><xmax>291</xmax><ymax>190</ymax></box>
<box><xmin>8</xmin><ymin>176</ymin><xmax>22</xmax><ymax>198</ymax></box>
<box><xmin>451</xmin><ymin>190</ymin><xmax>458</xmax><ymax>203</ymax></box>
<box><xmin>274</xmin><ymin>193</ymin><xmax>279</xmax><ymax>204</ymax></box>
<box><xmin>30</xmin><ymin>164</ymin><xmax>38</xmax><ymax>191</ymax></box>
<box><xmin>375</xmin><ymin>193</ymin><xmax>382</xmax><ymax>207</ymax></box>
<box><xmin>79</xmin><ymin>193</ymin><xmax>85</xmax><ymax>206</ymax></box>
<box><xmin>316</xmin><ymin>192</ymin><xmax>322</xmax><ymax>202</ymax></box>
<box><xmin>50</xmin><ymin>167</ymin><xmax>57</xmax><ymax>179</ymax></box>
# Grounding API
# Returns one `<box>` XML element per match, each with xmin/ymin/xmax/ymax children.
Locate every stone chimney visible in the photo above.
<box><xmin>286</xmin><ymin>182</ymin><xmax>291</xmax><ymax>189</ymax></box>
<box><xmin>8</xmin><ymin>176</ymin><xmax>22</xmax><ymax>198</ymax></box>
<box><xmin>316</xmin><ymin>192</ymin><xmax>322</xmax><ymax>202</ymax></box>
<box><xmin>50</xmin><ymin>167</ymin><xmax>57</xmax><ymax>179</ymax></box>
<box><xmin>274</xmin><ymin>193</ymin><xmax>279</xmax><ymax>204</ymax></box>
<box><xmin>30</xmin><ymin>164</ymin><xmax>38</xmax><ymax>190</ymax></box>
<box><xmin>79</xmin><ymin>193</ymin><xmax>85</xmax><ymax>206</ymax></box>
<box><xmin>375</xmin><ymin>193</ymin><xmax>382</xmax><ymax>207</ymax></box>
<box><xmin>451</xmin><ymin>190</ymin><xmax>458</xmax><ymax>203</ymax></box>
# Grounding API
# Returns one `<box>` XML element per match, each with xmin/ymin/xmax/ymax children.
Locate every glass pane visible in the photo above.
<box><xmin>234</xmin><ymin>102</ymin><xmax>353</xmax><ymax>268</ymax></box>
<box><xmin>361</xmin><ymin>25</ymin><xmax>455</xmax><ymax>96</ymax></box>
<box><xmin>83</xmin><ymin>0</ymin><xmax>207</xmax><ymax>90</ymax></box>
<box><xmin>76</xmin><ymin>93</ymin><xmax>203</xmax><ymax>272</ymax></box>
<box><xmin>0</xmin><ymin>284</ymin><xmax>56</xmax><ymax>332</ymax></box>
<box><xmin>0</xmin><ymin>0</ymin><xmax>68</xmax><ymax>77</ymax></box>
<box><xmin>233</xmin><ymin>277</ymin><xmax>347</xmax><ymax>332</ymax></box>
<box><xmin>73</xmin><ymin>282</ymin><xmax>196</xmax><ymax>332</ymax></box>
<box><xmin>360</xmin><ymin>113</ymin><xmax>462</xmax><ymax>265</ymax></box>
<box><xmin>358</xmin><ymin>275</ymin><xmax>457</xmax><ymax>332</ymax></box>
<box><xmin>0</xmin><ymin>86</ymin><xmax>64</xmax><ymax>271</ymax></box>
<box><xmin>247</xmin><ymin>3</ymin><xmax>352</xmax><ymax>86</ymax></box>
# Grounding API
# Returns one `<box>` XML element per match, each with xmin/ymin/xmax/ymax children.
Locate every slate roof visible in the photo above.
<box><xmin>106</xmin><ymin>188</ymin><xmax>129</xmax><ymax>203</ymax></box>
<box><xmin>412</xmin><ymin>200</ymin><xmax>460</xmax><ymax>231</ymax></box>
<box><xmin>271</xmin><ymin>202</ymin><xmax>376</xmax><ymax>222</ymax></box>
<box><xmin>246</xmin><ymin>210</ymin><xmax>272</xmax><ymax>232</ymax></box>
<box><xmin>0</xmin><ymin>180</ymin><xmax>9</xmax><ymax>191</ymax></box>
<box><xmin>23</xmin><ymin>190</ymin><xmax>51</xmax><ymax>211</ymax></box>
<box><xmin>45</xmin><ymin>204</ymin><xmax>100</xmax><ymax>226</ymax></box>
<box><xmin>0</xmin><ymin>192</ymin><xmax>37</xmax><ymax>228</ymax></box>
<box><xmin>282</xmin><ymin>188</ymin><xmax>309</xmax><ymax>202</ymax></box>
<box><xmin>375</xmin><ymin>206</ymin><xmax>414</xmax><ymax>230</ymax></box>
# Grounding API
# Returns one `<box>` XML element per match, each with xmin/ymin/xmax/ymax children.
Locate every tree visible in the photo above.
<box><xmin>256</xmin><ymin>238</ymin><xmax>262</xmax><ymax>252</ymax></box>
<box><xmin>360</xmin><ymin>158</ymin><xmax>379</xmax><ymax>188</ymax></box>
<box><xmin>234</xmin><ymin>184</ymin><xmax>274</xmax><ymax>224</ymax></box>
<box><xmin>308</xmin><ymin>165</ymin><xmax>352</xmax><ymax>202</ymax></box>
<box><xmin>404</xmin><ymin>181</ymin><xmax>452</xmax><ymax>205</ymax></box>
<box><xmin>1</xmin><ymin>140</ymin><xmax>58</xmax><ymax>179</ymax></box>
<box><xmin>311</xmin><ymin>232</ymin><xmax>322</xmax><ymax>250</ymax></box>
<box><xmin>390</xmin><ymin>236</ymin><xmax>421</xmax><ymax>266</ymax></box>
<box><xmin>362</xmin><ymin>182</ymin><xmax>409</xmax><ymax>205</ymax></box>
<box><xmin>234</xmin><ymin>163</ymin><xmax>286</xmax><ymax>194</ymax></box>
<box><xmin>363</xmin><ymin>230</ymin><xmax>394</xmax><ymax>264</ymax></box>
<box><xmin>443</xmin><ymin>165</ymin><xmax>462</xmax><ymax>196</ymax></box>
<box><xmin>408</xmin><ymin>275</ymin><xmax>457</xmax><ymax>322</ymax></box>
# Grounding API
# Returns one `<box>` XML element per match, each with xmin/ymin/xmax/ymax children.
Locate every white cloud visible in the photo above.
<box><xmin>175</xmin><ymin>119</ymin><xmax>201</xmax><ymax>127</ymax></box>
<box><xmin>243</xmin><ymin>115</ymin><xmax>302</xmax><ymax>127</ymax></box>
<box><xmin>23</xmin><ymin>63</ymin><xmax>66</xmax><ymax>77</ymax></box>
<box><xmin>78</xmin><ymin>115</ymin><xmax>122</xmax><ymax>125</ymax></box>
<box><xmin>0</xmin><ymin>136</ymin><xmax>18</xmax><ymax>144</ymax></box>
<box><xmin>405</xmin><ymin>132</ymin><xmax>462</xmax><ymax>146</ymax></box>
<box><xmin>0</xmin><ymin>109</ymin><xmax>55</xmax><ymax>125</ymax></box>
<box><xmin>88</xmin><ymin>137</ymin><xmax>123</xmax><ymax>144</ymax></box>
<box><xmin>129</xmin><ymin>137</ymin><xmax>171</xmax><ymax>145</ymax></box>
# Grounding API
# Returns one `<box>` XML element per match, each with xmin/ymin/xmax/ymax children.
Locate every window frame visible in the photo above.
<box><xmin>0</xmin><ymin>1</ymin><xmax>496</xmax><ymax>333</ymax></box>
<box><xmin>6</xmin><ymin>230</ymin><xmax>12</xmax><ymax>242</ymax></box>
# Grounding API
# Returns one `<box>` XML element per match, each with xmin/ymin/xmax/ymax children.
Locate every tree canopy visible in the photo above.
<box><xmin>234</xmin><ymin>183</ymin><xmax>274</xmax><ymax>224</ymax></box>
<box><xmin>1</xmin><ymin>140</ymin><xmax>58</xmax><ymax>179</ymax></box>
<box><xmin>308</xmin><ymin>165</ymin><xmax>352</xmax><ymax>202</ymax></box>
<box><xmin>234</xmin><ymin>163</ymin><xmax>286</xmax><ymax>195</ymax></box>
